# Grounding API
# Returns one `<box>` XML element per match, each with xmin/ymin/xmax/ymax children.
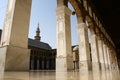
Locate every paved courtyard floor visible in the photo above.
<box><xmin>0</xmin><ymin>70</ymin><xmax>120</xmax><ymax>80</ymax></box>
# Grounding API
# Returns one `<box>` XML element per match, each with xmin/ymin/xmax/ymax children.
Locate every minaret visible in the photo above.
<box><xmin>34</xmin><ymin>23</ymin><xmax>41</xmax><ymax>41</ymax></box>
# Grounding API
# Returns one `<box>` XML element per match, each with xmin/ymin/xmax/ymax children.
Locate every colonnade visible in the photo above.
<box><xmin>30</xmin><ymin>50</ymin><xmax>55</xmax><ymax>70</ymax></box>
<box><xmin>56</xmin><ymin>0</ymin><xmax>119</xmax><ymax>72</ymax></box>
<box><xmin>30</xmin><ymin>56</ymin><xmax>55</xmax><ymax>70</ymax></box>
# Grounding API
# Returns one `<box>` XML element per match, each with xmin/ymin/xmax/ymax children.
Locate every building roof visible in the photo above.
<box><xmin>0</xmin><ymin>29</ymin><xmax>51</xmax><ymax>50</ymax></box>
<box><xmin>28</xmin><ymin>38</ymin><xmax>52</xmax><ymax>50</ymax></box>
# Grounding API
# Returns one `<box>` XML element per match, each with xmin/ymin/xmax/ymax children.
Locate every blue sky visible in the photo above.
<box><xmin>0</xmin><ymin>0</ymin><xmax>78</xmax><ymax>49</ymax></box>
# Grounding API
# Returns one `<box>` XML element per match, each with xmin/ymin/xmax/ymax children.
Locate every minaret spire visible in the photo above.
<box><xmin>34</xmin><ymin>23</ymin><xmax>41</xmax><ymax>41</ymax></box>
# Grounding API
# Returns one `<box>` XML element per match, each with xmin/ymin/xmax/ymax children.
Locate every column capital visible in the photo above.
<box><xmin>77</xmin><ymin>23</ymin><xmax>88</xmax><ymax>30</ymax></box>
<box><xmin>97</xmin><ymin>33</ymin><xmax>103</xmax><ymax>41</ymax></box>
<box><xmin>88</xmin><ymin>22</ymin><xmax>98</xmax><ymax>36</ymax></box>
<box><xmin>102</xmin><ymin>35</ymin><xmax>107</xmax><ymax>44</ymax></box>
<box><xmin>95</xmin><ymin>27</ymin><xmax>100</xmax><ymax>36</ymax></box>
<box><xmin>103</xmin><ymin>38</ymin><xmax>108</xmax><ymax>46</ymax></box>
<box><xmin>106</xmin><ymin>41</ymin><xmax>111</xmax><ymax>47</ymax></box>
<box><xmin>56</xmin><ymin>6</ymin><xmax>72</xmax><ymax>16</ymax></box>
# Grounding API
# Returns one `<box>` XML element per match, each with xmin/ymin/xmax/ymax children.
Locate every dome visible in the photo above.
<box><xmin>73</xmin><ymin>45</ymin><xmax>79</xmax><ymax>51</ymax></box>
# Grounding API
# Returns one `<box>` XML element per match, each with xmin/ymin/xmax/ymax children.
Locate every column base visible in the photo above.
<box><xmin>0</xmin><ymin>45</ymin><xmax>30</xmax><ymax>71</ymax></box>
<box><xmin>56</xmin><ymin>57</ymin><xmax>73</xmax><ymax>72</ymax></box>
<box><xmin>79</xmin><ymin>60</ymin><xmax>92</xmax><ymax>71</ymax></box>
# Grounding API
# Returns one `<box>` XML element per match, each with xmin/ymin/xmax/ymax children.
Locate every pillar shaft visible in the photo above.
<box><xmin>110</xmin><ymin>50</ymin><xmax>115</xmax><ymax>70</ymax></box>
<box><xmin>106</xmin><ymin>46</ymin><xmax>111</xmax><ymax>70</ymax></box>
<box><xmin>103</xmin><ymin>43</ymin><xmax>109</xmax><ymax>70</ymax></box>
<box><xmin>98</xmin><ymin>39</ymin><xmax>105</xmax><ymax>70</ymax></box>
<box><xmin>90</xmin><ymin>31</ymin><xmax>100</xmax><ymax>71</ymax></box>
<box><xmin>56</xmin><ymin>6</ymin><xmax>73</xmax><ymax>72</ymax></box>
<box><xmin>107</xmin><ymin>47</ymin><xmax>113</xmax><ymax>70</ymax></box>
<box><xmin>1</xmin><ymin>0</ymin><xmax>31</xmax><ymax>48</ymax></box>
<box><xmin>0</xmin><ymin>0</ymin><xmax>32</xmax><ymax>71</ymax></box>
<box><xmin>77</xmin><ymin>23</ymin><xmax>91</xmax><ymax>71</ymax></box>
<box><xmin>113</xmin><ymin>50</ymin><xmax>119</xmax><ymax>70</ymax></box>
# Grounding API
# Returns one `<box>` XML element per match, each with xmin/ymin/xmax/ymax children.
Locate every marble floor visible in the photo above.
<box><xmin>0</xmin><ymin>70</ymin><xmax>120</xmax><ymax>80</ymax></box>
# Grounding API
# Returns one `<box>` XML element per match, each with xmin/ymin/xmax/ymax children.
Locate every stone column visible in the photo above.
<box><xmin>113</xmin><ymin>50</ymin><xmax>119</xmax><ymax>70</ymax></box>
<box><xmin>90</xmin><ymin>29</ymin><xmax>100</xmax><ymax>71</ymax></box>
<box><xmin>97</xmin><ymin>36</ymin><xmax>105</xmax><ymax>71</ymax></box>
<box><xmin>111</xmin><ymin>49</ymin><xmax>115</xmax><ymax>70</ymax></box>
<box><xmin>110</xmin><ymin>49</ymin><xmax>114</xmax><ymax>70</ymax></box>
<box><xmin>77</xmin><ymin>23</ymin><xmax>91</xmax><ymax>71</ymax></box>
<box><xmin>107</xmin><ymin>46</ymin><xmax>113</xmax><ymax>70</ymax></box>
<box><xmin>103</xmin><ymin>42</ymin><xmax>109</xmax><ymax>70</ymax></box>
<box><xmin>56</xmin><ymin>6</ymin><xmax>73</xmax><ymax>72</ymax></box>
<box><xmin>0</xmin><ymin>0</ymin><xmax>32</xmax><ymax>71</ymax></box>
<box><xmin>106</xmin><ymin>45</ymin><xmax>110</xmax><ymax>70</ymax></box>
<box><xmin>106</xmin><ymin>46</ymin><xmax>111</xmax><ymax>70</ymax></box>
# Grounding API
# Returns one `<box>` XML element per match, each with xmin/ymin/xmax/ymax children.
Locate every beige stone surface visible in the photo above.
<box><xmin>56</xmin><ymin>6</ymin><xmax>73</xmax><ymax>72</ymax></box>
<box><xmin>0</xmin><ymin>45</ymin><xmax>30</xmax><ymax>71</ymax></box>
<box><xmin>0</xmin><ymin>46</ymin><xmax>7</xmax><ymax>71</ymax></box>
<box><xmin>1</xmin><ymin>0</ymin><xmax>32</xmax><ymax>48</ymax></box>
<box><xmin>98</xmin><ymin>39</ymin><xmax>105</xmax><ymax>70</ymax></box>
<box><xmin>90</xmin><ymin>32</ymin><xmax>100</xmax><ymax>71</ymax></box>
<box><xmin>108</xmin><ymin>49</ymin><xmax>113</xmax><ymax>70</ymax></box>
<box><xmin>4</xmin><ymin>45</ymin><xmax>30</xmax><ymax>71</ymax></box>
<box><xmin>0</xmin><ymin>71</ymin><xmax>119</xmax><ymax>80</ymax></box>
<box><xmin>0</xmin><ymin>0</ymin><xmax>32</xmax><ymax>71</ymax></box>
<box><xmin>103</xmin><ymin>44</ymin><xmax>109</xmax><ymax>70</ymax></box>
<box><xmin>56</xmin><ymin>57</ymin><xmax>73</xmax><ymax>72</ymax></box>
<box><xmin>0</xmin><ymin>0</ymin><xmax>16</xmax><ymax>46</ymax></box>
<box><xmin>77</xmin><ymin>23</ymin><xmax>92</xmax><ymax>71</ymax></box>
<box><xmin>106</xmin><ymin>47</ymin><xmax>111</xmax><ymax>70</ymax></box>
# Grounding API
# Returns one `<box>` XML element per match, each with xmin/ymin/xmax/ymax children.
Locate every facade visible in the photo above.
<box><xmin>28</xmin><ymin>24</ymin><xmax>56</xmax><ymax>70</ymax></box>
<box><xmin>29</xmin><ymin>25</ymin><xmax>57</xmax><ymax>71</ymax></box>
<box><xmin>28</xmin><ymin>38</ymin><xmax>56</xmax><ymax>70</ymax></box>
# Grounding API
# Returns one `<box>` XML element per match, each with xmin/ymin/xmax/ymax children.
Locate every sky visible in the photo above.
<box><xmin>0</xmin><ymin>0</ymin><xmax>78</xmax><ymax>49</ymax></box>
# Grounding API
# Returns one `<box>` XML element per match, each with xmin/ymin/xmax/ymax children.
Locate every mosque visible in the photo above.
<box><xmin>28</xmin><ymin>24</ymin><xmax>56</xmax><ymax>70</ymax></box>
<box><xmin>0</xmin><ymin>0</ymin><xmax>119</xmax><ymax>73</ymax></box>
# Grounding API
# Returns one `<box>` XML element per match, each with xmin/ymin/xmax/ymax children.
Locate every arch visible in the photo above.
<box><xmin>68</xmin><ymin>0</ymin><xmax>84</xmax><ymax>23</ymax></box>
<box><xmin>57</xmin><ymin>0</ymin><xmax>85</xmax><ymax>23</ymax></box>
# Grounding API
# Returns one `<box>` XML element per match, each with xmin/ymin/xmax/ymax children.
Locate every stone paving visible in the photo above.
<box><xmin>0</xmin><ymin>70</ymin><xmax>119</xmax><ymax>80</ymax></box>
